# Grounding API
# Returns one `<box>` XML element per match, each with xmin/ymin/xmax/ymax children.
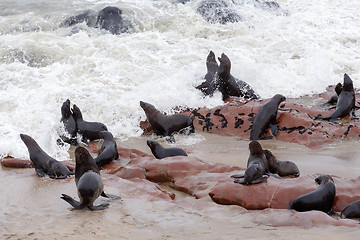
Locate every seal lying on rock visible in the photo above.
<box><xmin>61</xmin><ymin>147</ymin><xmax>120</xmax><ymax>210</ymax></box>
<box><xmin>263</xmin><ymin>149</ymin><xmax>299</xmax><ymax>177</ymax></box>
<box><xmin>94</xmin><ymin>131</ymin><xmax>119</xmax><ymax>168</ymax></box>
<box><xmin>341</xmin><ymin>200</ymin><xmax>360</xmax><ymax>219</ymax></box>
<box><xmin>289</xmin><ymin>175</ymin><xmax>335</xmax><ymax>214</ymax></box>
<box><xmin>59</xmin><ymin>99</ymin><xmax>78</xmax><ymax>146</ymax></box>
<box><xmin>196</xmin><ymin>51</ymin><xmax>219</xmax><ymax>96</ymax></box>
<box><xmin>20</xmin><ymin>134</ymin><xmax>74</xmax><ymax>179</ymax></box>
<box><xmin>147</xmin><ymin>140</ymin><xmax>188</xmax><ymax>159</ymax></box>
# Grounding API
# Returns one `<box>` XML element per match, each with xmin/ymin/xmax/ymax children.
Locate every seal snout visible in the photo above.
<box><xmin>140</xmin><ymin>101</ymin><xmax>146</xmax><ymax>108</ymax></box>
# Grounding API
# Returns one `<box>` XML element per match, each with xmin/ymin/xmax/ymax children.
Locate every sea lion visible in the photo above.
<box><xmin>72</xmin><ymin>104</ymin><xmax>108</xmax><ymax>143</ymax></box>
<box><xmin>196</xmin><ymin>51</ymin><xmax>219</xmax><ymax>96</ymax></box>
<box><xmin>60</xmin><ymin>147</ymin><xmax>120</xmax><ymax>210</ymax></box>
<box><xmin>20</xmin><ymin>134</ymin><xmax>74</xmax><ymax>179</ymax></box>
<box><xmin>322</xmin><ymin>83</ymin><xmax>343</xmax><ymax>106</ymax></box>
<box><xmin>341</xmin><ymin>200</ymin><xmax>360</xmax><ymax>219</ymax></box>
<box><xmin>60</xmin><ymin>99</ymin><xmax>78</xmax><ymax>146</ymax></box>
<box><xmin>232</xmin><ymin>141</ymin><xmax>270</xmax><ymax>185</ymax></box>
<box><xmin>315</xmin><ymin>74</ymin><xmax>355</xmax><ymax>121</ymax></box>
<box><xmin>250</xmin><ymin>94</ymin><xmax>286</xmax><ymax>140</ymax></box>
<box><xmin>147</xmin><ymin>140</ymin><xmax>188</xmax><ymax>159</ymax></box>
<box><xmin>196</xmin><ymin>0</ymin><xmax>242</xmax><ymax>24</ymax></box>
<box><xmin>94</xmin><ymin>131</ymin><xmax>119</xmax><ymax>168</ymax></box>
<box><xmin>140</xmin><ymin>101</ymin><xmax>195</xmax><ymax>137</ymax></box>
<box><xmin>289</xmin><ymin>175</ymin><xmax>335</xmax><ymax>214</ymax></box>
<box><xmin>217</xmin><ymin>53</ymin><xmax>259</xmax><ymax>101</ymax></box>
<box><xmin>264</xmin><ymin>149</ymin><xmax>300</xmax><ymax>177</ymax></box>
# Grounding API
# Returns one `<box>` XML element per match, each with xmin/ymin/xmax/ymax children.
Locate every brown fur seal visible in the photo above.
<box><xmin>289</xmin><ymin>175</ymin><xmax>335</xmax><ymax>214</ymax></box>
<box><xmin>322</xmin><ymin>83</ymin><xmax>343</xmax><ymax>106</ymax></box>
<box><xmin>147</xmin><ymin>140</ymin><xmax>188</xmax><ymax>159</ymax></box>
<box><xmin>20</xmin><ymin>134</ymin><xmax>74</xmax><ymax>179</ymax></box>
<box><xmin>94</xmin><ymin>131</ymin><xmax>119</xmax><ymax>168</ymax></box>
<box><xmin>60</xmin><ymin>147</ymin><xmax>120</xmax><ymax>210</ymax></box>
<box><xmin>232</xmin><ymin>141</ymin><xmax>270</xmax><ymax>185</ymax></box>
<box><xmin>341</xmin><ymin>200</ymin><xmax>360</xmax><ymax>219</ymax></box>
<box><xmin>264</xmin><ymin>149</ymin><xmax>300</xmax><ymax>177</ymax></box>
<box><xmin>72</xmin><ymin>104</ymin><xmax>108</xmax><ymax>142</ymax></box>
<box><xmin>140</xmin><ymin>101</ymin><xmax>195</xmax><ymax>137</ymax></box>
<box><xmin>315</xmin><ymin>74</ymin><xmax>355</xmax><ymax>121</ymax></box>
<box><xmin>196</xmin><ymin>51</ymin><xmax>219</xmax><ymax>96</ymax></box>
<box><xmin>250</xmin><ymin>94</ymin><xmax>286</xmax><ymax>140</ymax></box>
<box><xmin>60</xmin><ymin>99</ymin><xmax>78</xmax><ymax>146</ymax></box>
<box><xmin>217</xmin><ymin>53</ymin><xmax>259</xmax><ymax>101</ymax></box>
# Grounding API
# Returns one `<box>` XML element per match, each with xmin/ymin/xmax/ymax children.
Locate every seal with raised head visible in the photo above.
<box><xmin>94</xmin><ymin>131</ymin><xmax>119</xmax><ymax>168</ymax></box>
<box><xmin>322</xmin><ymin>83</ymin><xmax>343</xmax><ymax>106</ymax></box>
<box><xmin>315</xmin><ymin>74</ymin><xmax>355</xmax><ymax>121</ymax></box>
<box><xmin>60</xmin><ymin>99</ymin><xmax>78</xmax><ymax>146</ymax></box>
<box><xmin>232</xmin><ymin>141</ymin><xmax>270</xmax><ymax>185</ymax></box>
<box><xmin>289</xmin><ymin>175</ymin><xmax>335</xmax><ymax>214</ymax></box>
<box><xmin>72</xmin><ymin>104</ymin><xmax>108</xmax><ymax>143</ymax></box>
<box><xmin>250</xmin><ymin>94</ymin><xmax>286</xmax><ymax>140</ymax></box>
<box><xmin>60</xmin><ymin>147</ymin><xmax>120</xmax><ymax>210</ymax></box>
<box><xmin>147</xmin><ymin>140</ymin><xmax>188</xmax><ymax>159</ymax></box>
<box><xmin>196</xmin><ymin>50</ymin><xmax>219</xmax><ymax>96</ymax></box>
<box><xmin>217</xmin><ymin>53</ymin><xmax>259</xmax><ymax>101</ymax></box>
<box><xmin>140</xmin><ymin>101</ymin><xmax>195</xmax><ymax>137</ymax></box>
<box><xmin>20</xmin><ymin>134</ymin><xmax>74</xmax><ymax>179</ymax></box>
<box><xmin>341</xmin><ymin>200</ymin><xmax>360</xmax><ymax>219</ymax></box>
<box><xmin>264</xmin><ymin>149</ymin><xmax>299</xmax><ymax>177</ymax></box>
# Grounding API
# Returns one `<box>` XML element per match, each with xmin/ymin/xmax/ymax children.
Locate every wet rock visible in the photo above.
<box><xmin>1</xmin><ymin>157</ymin><xmax>75</xmax><ymax>171</ymax></box>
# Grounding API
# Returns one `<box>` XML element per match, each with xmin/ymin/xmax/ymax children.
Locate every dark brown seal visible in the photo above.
<box><xmin>72</xmin><ymin>104</ymin><xmax>108</xmax><ymax>142</ymax></box>
<box><xmin>20</xmin><ymin>134</ymin><xmax>73</xmax><ymax>179</ymax></box>
<box><xmin>94</xmin><ymin>131</ymin><xmax>119</xmax><ymax>168</ymax></box>
<box><xmin>341</xmin><ymin>200</ymin><xmax>360</xmax><ymax>219</ymax></box>
<box><xmin>322</xmin><ymin>83</ymin><xmax>343</xmax><ymax>106</ymax></box>
<box><xmin>140</xmin><ymin>101</ymin><xmax>195</xmax><ymax>137</ymax></box>
<box><xmin>289</xmin><ymin>175</ymin><xmax>335</xmax><ymax>214</ymax></box>
<box><xmin>147</xmin><ymin>140</ymin><xmax>188</xmax><ymax>159</ymax></box>
<box><xmin>60</xmin><ymin>99</ymin><xmax>78</xmax><ymax>145</ymax></box>
<box><xmin>196</xmin><ymin>50</ymin><xmax>219</xmax><ymax>96</ymax></box>
<box><xmin>217</xmin><ymin>53</ymin><xmax>259</xmax><ymax>101</ymax></box>
<box><xmin>250</xmin><ymin>94</ymin><xmax>286</xmax><ymax>140</ymax></box>
<box><xmin>60</xmin><ymin>147</ymin><xmax>120</xmax><ymax>210</ymax></box>
<box><xmin>264</xmin><ymin>149</ymin><xmax>300</xmax><ymax>177</ymax></box>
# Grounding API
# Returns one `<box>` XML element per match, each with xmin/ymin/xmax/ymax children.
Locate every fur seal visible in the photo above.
<box><xmin>60</xmin><ymin>99</ymin><xmax>78</xmax><ymax>146</ymax></box>
<box><xmin>232</xmin><ymin>141</ymin><xmax>270</xmax><ymax>185</ymax></box>
<box><xmin>72</xmin><ymin>104</ymin><xmax>108</xmax><ymax>143</ymax></box>
<box><xmin>341</xmin><ymin>200</ymin><xmax>360</xmax><ymax>219</ymax></box>
<box><xmin>20</xmin><ymin>134</ymin><xmax>74</xmax><ymax>179</ymax></box>
<box><xmin>140</xmin><ymin>101</ymin><xmax>195</xmax><ymax>137</ymax></box>
<box><xmin>264</xmin><ymin>149</ymin><xmax>300</xmax><ymax>177</ymax></box>
<box><xmin>315</xmin><ymin>74</ymin><xmax>355</xmax><ymax>121</ymax></box>
<box><xmin>61</xmin><ymin>147</ymin><xmax>120</xmax><ymax>210</ymax></box>
<box><xmin>196</xmin><ymin>51</ymin><xmax>219</xmax><ymax>96</ymax></box>
<box><xmin>94</xmin><ymin>131</ymin><xmax>119</xmax><ymax>168</ymax></box>
<box><xmin>322</xmin><ymin>83</ymin><xmax>343</xmax><ymax>106</ymax></box>
<box><xmin>217</xmin><ymin>53</ymin><xmax>259</xmax><ymax>101</ymax></box>
<box><xmin>250</xmin><ymin>94</ymin><xmax>286</xmax><ymax>140</ymax></box>
<box><xmin>289</xmin><ymin>175</ymin><xmax>335</xmax><ymax>214</ymax></box>
<box><xmin>147</xmin><ymin>140</ymin><xmax>188</xmax><ymax>159</ymax></box>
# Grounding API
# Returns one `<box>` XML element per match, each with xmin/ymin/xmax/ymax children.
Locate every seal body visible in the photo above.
<box><xmin>60</xmin><ymin>99</ymin><xmax>78</xmax><ymax>145</ymax></box>
<box><xmin>20</xmin><ymin>134</ymin><xmax>73</xmax><ymax>179</ymax></box>
<box><xmin>341</xmin><ymin>200</ymin><xmax>360</xmax><ymax>219</ymax></box>
<box><xmin>264</xmin><ymin>149</ymin><xmax>299</xmax><ymax>177</ymax></box>
<box><xmin>196</xmin><ymin>51</ymin><xmax>219</xmax><ymax>96</ymax></box>
<box><xmin>72</xmin><ymin>104</ymin><xmax>108</xmax><ymax>142</ymax></box>
<box><xmin>147</xmin><ymin>140</ymin><xmax>188</xmax><ymax>159</ymax></box>
<box><xmin>94</xmin><ymin>131</ymin><xmax>119</xmax><ymax>168</ymax></box>
<box><xmin>250</xmin><ymin>94</ymin><xmax>286</xmax><ymax>140</ymax></box>
<box><xmin>140</xmin><ymin>101</ymin><xmax>194</xmax><ymax>137</ymax></box>
<box><xmin>289</xmin><ymin>175</ymin><xmax>335</xmax><ymax>213</ymax></box>
<box><xmin>217</xmin><ymin>53</ymin><xmax>258</xmax><ymax>101</ymax></box>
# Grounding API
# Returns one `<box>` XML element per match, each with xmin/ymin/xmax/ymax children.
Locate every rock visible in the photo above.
<box><xmin>1</xmin><ymin>157</ymin><xmax>75</xmax><ymax>171</ymax></box>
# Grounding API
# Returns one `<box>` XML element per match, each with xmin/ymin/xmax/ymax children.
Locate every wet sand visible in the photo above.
<box><xmin>1</xmin><ymin>133</ymin><xmax>360</xmax><ymax>239</ymax></box>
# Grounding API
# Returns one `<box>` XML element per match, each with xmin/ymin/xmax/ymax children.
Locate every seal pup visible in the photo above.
<box><xmin>341</xmin><ymin>200</ymin><xmax>360</xmax><ymax>219</ymax></box>
<box><xmin>232</xmin><ymin>141</ymin><xmax>270</xmax><ymax>185</ymax></box>
<box><xmin>140</xmin><ymin>101</ymin><xmax>195</xmax><ymax>138</ymax></box>
<box><xmin>321</xmin><ymin>83</ymin><xmax>343</xmax><ymax>106</ymax></box>
<box><xmin>217</xmin><ymin>53</ymin><xmax>259</xmax><ymax>101</ymax></box>
<box><xmin>289</xmin><ymin>175</ymin><xmax>335</xmax><ymax>214</ymax></box>
<box><xmin>147</xmin><ymin>140</ymin><xmax>188</xmax><ymax>159</ymax></box>
<box><xmin>264</xmin><ymin>149</ymin><xmax>299</xmax><ymax>177</ymax></box>
<box><xmin>196</xmin><ymin>51</ymin><xmax>219</xmax><ymax>96</ymax></box>
<box><xmin>20</xmin><ymin>134</ymin><xmax>74</xmax><ymax>179</ymax></box>
<box><xmin>72</xmin><ymin>104</ymin><xmax>108</xmax><ymax>143</ymax></box>
<box><xmin>250</xmin><ymin>94</ymin><xmax>286</xmax><ymax>140</ymax></box>
<box><xmin>315</xmin><ymin>74</ymin><xmax>355</xmax><ymax>121</ymax></box>
<box><xmin>61</xmin><ymin>147</ymin><xmax>120</xmax><ymax>210</ymax></box>
<box><xmin>94</xmin><ymin>131</ymin><xmax>119</xmax><ymax>168</ymax></box>
<box><xmin>60</xmin><ymin>99</ymin><xmax>78</xmax><ymax>146</ymax></box>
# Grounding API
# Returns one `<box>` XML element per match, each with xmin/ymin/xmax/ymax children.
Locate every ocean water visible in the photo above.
<box><xmin>0</xmin><ymin>0</ymin><xmax>359</xmax><ymax>160</ymax></box>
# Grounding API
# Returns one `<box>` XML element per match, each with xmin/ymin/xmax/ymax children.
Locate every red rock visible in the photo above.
<box><xmin>1</xmin><ymin>158</ymin><xmax>33</xmax><ymax>168</ymax></box>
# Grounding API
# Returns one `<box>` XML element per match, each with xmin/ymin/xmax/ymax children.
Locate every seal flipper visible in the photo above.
<box><xmin>269</xmin><ymin>123</ymin><xmax>278</xmax><ymax>136</ymax></box>
<box><xmin>234</xmin><ymin>179</ymin><xmax>246</xmax><ymax>184</ymax></box>
<box><xmin>101</xmin><ymin>191</ymin><xmax>121</xmax><ymax>200</ymax></box>
<box><xmin>231</xmin><ymin>174</ymin><xmax>244</xmax><ymax>178</ymax></box>
<box><xmin>60</xmin><ymin>194</ymin><xmax>83</xmax><ymax>209</ymax></box>
<box><xmin>35</xmin><ymin>168</ymin><xmax>47</xmax><ymax>177</ymax></box>
<box><xmin>250</xmin><ymin>175</ymin><xmax>269</xmax><ymax>184</ymax></box>
<box><xmin>267</xmin><ymin>173</ymin><xmax>281</xmax><ymax>179</ymax></box>
<box><xmin>88</xmin><ymin>203</ymin><xmax>109</xmax><ymax>211</ymax></box>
